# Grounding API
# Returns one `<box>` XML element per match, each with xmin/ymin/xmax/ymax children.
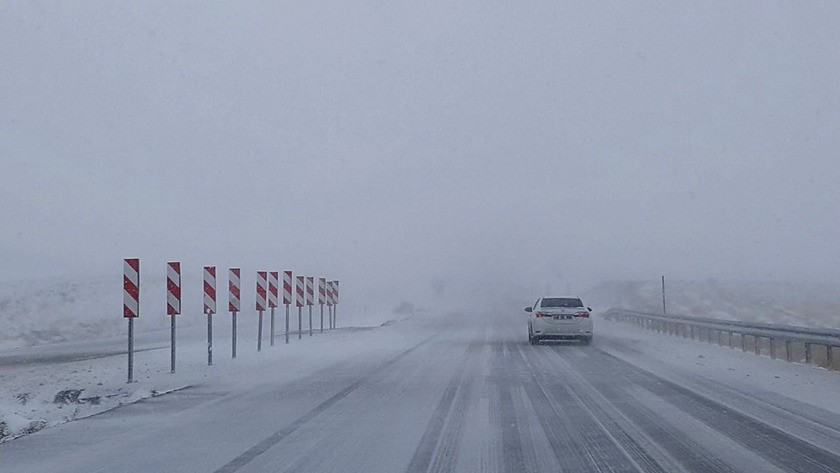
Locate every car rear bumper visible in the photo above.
<box><xmin>531</xmin><ymin>318</ymin><xmax>592</xmax><ymax>338</ymax></box>
<box><xmin>535</xmin><ymin>333</ymin><xmax>591</xmax><ymax>341</ymax></box>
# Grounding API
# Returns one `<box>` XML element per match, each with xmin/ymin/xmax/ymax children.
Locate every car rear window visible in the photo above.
<box><xmin>541</xmin><ymin>298</ymin><xmax>583</xmax><ymax>308</ymax></box>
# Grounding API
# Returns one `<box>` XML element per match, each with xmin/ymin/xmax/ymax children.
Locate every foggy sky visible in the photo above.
<box><xmin>2</xmin><ymin>1</ymin><xmax>840</xmax><ymax>305</ymax></box>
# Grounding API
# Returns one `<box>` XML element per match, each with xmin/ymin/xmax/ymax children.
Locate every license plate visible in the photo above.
<box><xmin>553</xmin><ymin>315</ymin><xmax>572</xmax><ymax>320</ymax></box>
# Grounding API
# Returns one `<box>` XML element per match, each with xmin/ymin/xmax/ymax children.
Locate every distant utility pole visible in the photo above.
<box><xmin>661</xmin><ymin>275</ymin><xmax>667</xmax><ymax>315</ymax></box>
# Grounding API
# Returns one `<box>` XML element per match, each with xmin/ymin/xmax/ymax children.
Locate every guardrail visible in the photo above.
<box><xmin>604</xmin><ymin>308</ymin><xmax>840</xmax><ymax>370</ymax></box>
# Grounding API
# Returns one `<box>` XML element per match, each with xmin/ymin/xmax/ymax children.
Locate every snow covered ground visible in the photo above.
<box><xmin>0</xmin><ymin>275</ymin><xmax>414</xmax><ymax>441</ymax></box>
<box><xmin>4</xmin><ymin>275</ymin><xmax>840</xmax><ymax>445</ymax></box>
<box><xmin>595</xmin><ymin>314</ymin><xmax>840</xmax><ymax>418</ymax></box>
<box><xmin>0</xmin><ymin>310</ymin><xmax>416</xmax><ymax>442</ymax></box>
<box><xmin>5</xmin><ymin>307</ymin><xmax>840</xmax><ymax>472</ymax></box>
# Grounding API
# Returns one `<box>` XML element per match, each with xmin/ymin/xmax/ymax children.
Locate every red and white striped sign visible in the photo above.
<box><xmin>123</xmin><ymin>258</ymin><xmax>140</xmax><ymax>318</ymax></box>
<box><xmin>305</xmin><ymin>277</ymin><xmax>314</xmax><ymax>306</ymax></box>
<box><xmin>326</xmin><ymin>280</ymin><xmax>334</xmax><ymax>307</ymax></box>
<box><xmin>167</xmin><ymin>262</ymin><xmax>181</xmax><ymax>315</ymax></box>
<box><xmin>283</xmin><ymin>271</ymin><xmax>293</xmax><ymax>305</ymax></box>
<box><xmin>256</xmin><ymin>271</ymin><xmax>268</xmax><ymax>311</ymax></box>
<box><xmin>296</xmin><ymin>276</ymin><xmax>305</xmax><ymax>308</ymax></box>
<box><xmin>204</xmin><ymin>266</ymin><xmax>217</xmax><ymax>314</ymax></box>
<box><xmin>229</xmin><ymin>268</ymin><xmax>241</xmax><ymax>312</ymax></box>
<box><xmin>334</xmin><ymin>280</ymin><xmax>339</xmax><ymax>304</ymax></box>
<box><xmin>318</xmin><ymin>278</ymin><xmax>326</xmax><ymax>305</ymax></box>
<box><xmin>268</xmin><ymin>271</ymin><xmax>279</xmax><ymax>308</ymax></box>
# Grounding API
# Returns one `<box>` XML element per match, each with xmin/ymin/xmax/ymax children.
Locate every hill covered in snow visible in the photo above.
<box><xmin>584</xmin><ymin>279</ymin><xmax>840</xmax><ymax>329</ymax></box>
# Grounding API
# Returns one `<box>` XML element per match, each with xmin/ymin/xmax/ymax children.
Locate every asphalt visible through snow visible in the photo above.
<box><xmin>4</xmin><ymin>311</ymin><xmax>840</xmax><ymax>472</ymax></box>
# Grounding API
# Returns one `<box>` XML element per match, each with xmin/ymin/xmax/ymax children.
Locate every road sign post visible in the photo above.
<box><xmin>124</xmin><ymin>258</ymin><xmax>140</xmax><ymax>383</ymax></box>
<box><xmin>296</xmin><ymin>276</ymin><xmax>305</xmax><ymax>340</ymax></box>
<box><xmin>257</xmin><ymin>271</ymin><xmax>267</xmax><ymax>351</ymax></box>
<box><xmin>167</xmin><ymin>262</ymin><xmax>181</xmax><ymax>373</ymax></box>
<box><xmin>229</xmin><ymin>268</ymin><xmax>241</xmax><ymax>359</ymax></box>
<box><xmin>326</xmin><ymin>280</ymin><xmax>334</xmax><ymax>329</ymax></box>
<box><xmin>334</xmin><ymin>281</ymin><xmax>339</xmax><ymax>329</ymax></box>
<box><xmin>204</xmin><ymin>266</ymin><xmax>216</xmax><ymax>366</ymax></box>
<box><xmin>306</xmin><ymin>277</ymin><xmax>314</xmax><ymax>336</ymax></box>
<box><xmin>283</xmin><ymin>271</ymin><xmax>292</xmax><ymax>344</ymax></box>
<box><xmin>269</xmin><ymin>271</ymin><xmax>279</xmax><ymax>346</ymax></box>
<box><xmin>318</xmin><ymin>277</ymin><xmax>326</xmax><ymax>333</ymax></box>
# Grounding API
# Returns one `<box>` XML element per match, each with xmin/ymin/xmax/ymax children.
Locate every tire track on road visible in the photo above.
<box><xmin>546</xmin><ymin>345</ymin><xmax>738</xmax><ymax>472</ymax></box>
<box><xmin>511</xmin><ymin>341</ymin><xmax>641</xmax><ymax>472</ymax></box>
<box><xmin>406</xmin><ymin>336</ymin><xmax>485</xmax><ymax>473</ymax></box>
<box><xmin>534</xmin><ymin>347</ymin><xmax>678</xmax><ymax>473</ymax></box>
<box><xmin>488</xmin><ymin>341</ymin><xmax>526</xmax><ymax>473</ymax></box>
<box><xmin>587</xmin><ymin>348</ymin><xmax>840</xmax><ymax>472</ymax></box>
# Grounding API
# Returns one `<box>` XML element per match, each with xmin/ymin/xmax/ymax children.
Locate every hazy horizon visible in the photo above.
<box><xmin>3</xmin><ymin>1</ymin><xmax>840</xmax><ymax>304</ymax></box>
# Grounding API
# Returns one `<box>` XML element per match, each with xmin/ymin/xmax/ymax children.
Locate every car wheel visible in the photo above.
<box><xmin>580</xmin><ymin>336</ymin><xmax>592</xmax><ymax>346</ymax></box>
<box><xmin>530</xmin><ymin>335</ymin><xmax>540</xmax><ymax>345</ymax></box>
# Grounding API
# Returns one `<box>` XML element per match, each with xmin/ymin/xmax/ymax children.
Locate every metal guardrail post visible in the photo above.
<box><xmin>608</xmin><ymin>308</ymin><xmax>840</xmax><ymax>369</ymax></box>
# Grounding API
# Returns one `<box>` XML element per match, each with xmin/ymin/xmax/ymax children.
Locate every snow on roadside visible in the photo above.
<box><xmin>595</xmin><ymin>314</ymin><xmax>840</xmax><ymax>417</ymax></box>
<box><xmin>0</xmin><ymin>303</ymin><xmax>425</xmax><ymax>443</ymax></box>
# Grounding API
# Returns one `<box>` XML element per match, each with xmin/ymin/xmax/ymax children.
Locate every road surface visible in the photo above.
<box><xmin>4</xmin><ymin>310</ymin><xmax>840</xmax><ymax>472</ymax></box>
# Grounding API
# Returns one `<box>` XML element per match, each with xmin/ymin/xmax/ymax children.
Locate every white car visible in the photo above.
<box><xmin>526</xmin><ymin>296</ymin><xmax>593</xmax><ymax>345</ymax></box>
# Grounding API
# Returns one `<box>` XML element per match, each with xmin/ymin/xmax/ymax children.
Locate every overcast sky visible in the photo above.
<box><xmin>2</xmin><ymin>1</ymin><xmax>840</xmax><ymax>304</ymax></box>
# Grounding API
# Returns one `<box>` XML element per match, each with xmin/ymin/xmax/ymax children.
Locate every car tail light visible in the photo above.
<box><xmin>574</xmin><ymin>311</ymin><xmax>590</xmax><ymax>318</ymax></box>
<box><xmin>535</xmin><ymin>311</ymin><xmax>550</xmax><ymax>318</ymax></box>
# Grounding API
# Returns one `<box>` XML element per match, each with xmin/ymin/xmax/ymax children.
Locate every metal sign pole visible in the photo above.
<box><xmin>167</xmin><ymin>261</ymin><xmax>181</xmax><ymax>373</ymax></box>
<box><xmin>204</xmin><ymin>266</ymin><xmax>216</xmax><ymax>366</ymax></box>
<box><xmin>258</xmin><ymin>310</ymin><xmax>263</xmax><ymax>351</ymax></box>
<box><xmin>232</xmin><ymin>311</ymin><xmax>237</xmax><ymax>358</ymax></box>
<box><xmin>170</xmin><ymin>315</ymin><xmax>176</xmax><ymax>373</ymax></box>
<box><xmin>229</xmin><ymin>268</ymin><xmax>241</xmax><ymax>359</ymax></box>
<box><xmin>320</xmin><ymin>304</ymin><xmax>324</xmax><ymax>333</ymax></box>
<box><xmin>128</xmin><ymin>318</ymin><xmax>134</xmax><ymax>383</ymax></box>
<box><xmin>207</xmin><ymin>311</ymin><xmax>213</xmax><ymax>366</ymax></box>
<box><xmin>256</xmin><ymin>271</ymin><xmax>267</xmax><ymax>351</ymax></box>
<box><xmin>309</xmin><ymin>305</ymin><xmax>313</xmax><ymax>336</ymax></box>
<box><xmin>268</xmin><ymin>271</ymin><xmax>278</xmax><ymax>346</ymax></box>
<box><xmin>662</xmin><ymin>275</ymin><xmax>667</xmax><ymax>315</ymax></box>
<box><xmin>124</xmin><ymin>258</ymin><xmax>140</xmax><ymax>383</ymax></box>
<box><xmin>296</xmin><ymin>276</ymin><xmax>305</xmax><ymax>340</ymax></box>
<box><xmin>285</xmin><ymin>305</ymin><xmax>290</xmax><ymax>344</ymax></box>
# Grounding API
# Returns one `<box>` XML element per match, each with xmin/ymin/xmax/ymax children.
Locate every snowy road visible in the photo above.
<box><xmin>4</xmin><ymin>311</ymin><xmax>840</xmax><ymax>472</ymax></box>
